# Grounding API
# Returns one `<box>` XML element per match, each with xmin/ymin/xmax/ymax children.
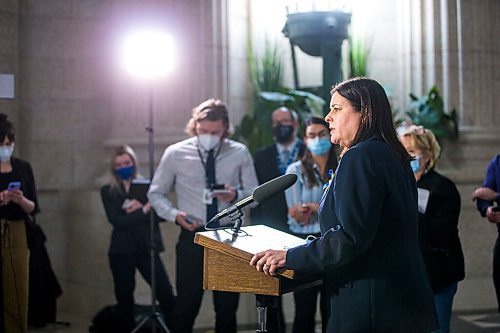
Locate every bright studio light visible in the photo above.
<box><xmin>122</xmin><ymin>30</ymin><xmax>174</xmax><ymax>80</ymax></box>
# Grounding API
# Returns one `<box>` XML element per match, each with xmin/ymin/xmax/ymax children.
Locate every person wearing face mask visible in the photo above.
<box><xmin>399</xmin><ymin>125</ymin><xmax>464</xmax><ymax>333</ymax></box>
<box><xmin>148</xmin><ymin>99</ymin><xmax>258</xmax><ymax>333</ymax></box>
<box><xmin>0</xmin><ymin>113</ymin><xmax>39</xmax><ymax>333</ymax></box>
<box><xmin>100</xmin><ymin>145</ymin><xmax>175</xmax><ymax>332</ymax></box>
<box><xmin>252</xmin><ymin>107</ymin><xmax>305</xmax><ymax>333</ymax></box>
<box><xmin>253</xmin><ymin>107</ymin><xmax>305</xmax><ymax>233</ymax></box>
<box><xmin>284</xmin><ymin>116</ymin><xmax>337</xmax><ymax>333</ymax></box>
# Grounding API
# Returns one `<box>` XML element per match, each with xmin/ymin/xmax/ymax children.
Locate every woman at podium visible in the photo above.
<box><xmin>251</xmin><ymin>78</ymin><xmax>438</xmax><ymax>333</ymax></box>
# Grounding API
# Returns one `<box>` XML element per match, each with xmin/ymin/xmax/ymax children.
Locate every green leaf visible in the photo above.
<box><xmin>404</xmin><ymin>86</ymin><xmax>459</xmax><ymax>141</ymax></box>
<box><xmin>259</xmin><ymin>91</ymin><xmax>294</xmax><ymax>104</ymax></box>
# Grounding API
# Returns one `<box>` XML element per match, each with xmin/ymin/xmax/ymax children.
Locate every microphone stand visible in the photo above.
<box><xmin>255</xmin><ymin>294</ymin><xmax>280</xmax><ymax>333</ymax></box>
<box><xmin>229</xmin><ymin>206</ymin><xmax>244</xmax><ymax>233</ymax></box>
<box><xmin>132</xmin><ymin>87</ymin><xmax>169</xmax><ymax>333</ymax></box>
<box><xmin>224</xmin><ymin>208</ymin><xmax>275</xmax><ymax>333</ymax></box>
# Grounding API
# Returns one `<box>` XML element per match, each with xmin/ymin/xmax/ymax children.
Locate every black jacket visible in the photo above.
<box><xmin>287</xmin><ymin>138</ymin><xmax>438</xmax><ymax>333</ymax></box>
<box><xmin>417</xmin><ymin>170</ymin><xmax>465</xmax><ymax>291</ymax></box>
<box><xmin>252</xmin><ymin>142</ymin><xmax>305</xmax><ymax>232</ymax></box>
<box><xmin>100</xmin><ymin>184</ymin><xmax>164</xmax><ymax>256</ymax></box>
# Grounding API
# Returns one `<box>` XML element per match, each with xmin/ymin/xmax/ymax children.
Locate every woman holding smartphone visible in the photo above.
<box><xmin>0</xmin><ymin>113</ymin><xmax>39</xmax><ymax>333</ymax></box>
<box><xmin>100</xmin><ymin>145</ymin><xmax>175</xmax><ymax>332</ymax></box>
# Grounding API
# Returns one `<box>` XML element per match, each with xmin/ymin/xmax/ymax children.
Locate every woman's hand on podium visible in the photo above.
<box><xmin>250</xmin><ymin>250</ymin><xmax>287</xmax><ymax>276</ymax></box>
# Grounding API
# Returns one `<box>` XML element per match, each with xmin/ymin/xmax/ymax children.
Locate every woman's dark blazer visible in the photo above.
<box><xmin>417</xmin><ymin>170</ymin><xmax>465</xmax><ymax>291</ymax></box>
<box><xmin>286</xmin><ymin>137</ymin><xmax>438</xmax><ymax>333</ymax></box>
<box><xmin>101</xmin><ymin>184</ymin><xmax>164</xmax><ymax>256</ymax></box>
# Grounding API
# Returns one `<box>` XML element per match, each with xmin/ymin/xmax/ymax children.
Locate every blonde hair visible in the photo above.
<box><xmin>185</xmin><ymin>99</ymin><xmax>230</xmax><ymax>137</ymax></box>
<box><xmin>109</xmin><ymin>145</ymin><xmax>139</xmax><ymax>189</ymax></box>
<box><xmin>400</xmin><ymin>125</ymin><xmax>441</xmax><ymax>170</ymax></box>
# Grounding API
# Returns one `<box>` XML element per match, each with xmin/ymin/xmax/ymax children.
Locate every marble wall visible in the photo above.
<box><xmin>0</xmin><ymin>0</ymin><xmax>499</xmax><ymax>330</ymax></box>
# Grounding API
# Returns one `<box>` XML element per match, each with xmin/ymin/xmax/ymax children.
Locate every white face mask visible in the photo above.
<box><xmin>197</xmin><ymin>134</ymin><xmax>221</xmax><ymax>151</ymax></box>
<box><xmin>0</xmin><ymin>145</ymin><xmax>14</xmax><ymax>162</ymax></box>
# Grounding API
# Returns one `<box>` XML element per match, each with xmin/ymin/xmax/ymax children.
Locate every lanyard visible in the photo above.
<box><xmin>313</xmin><ymin>164</ymin><xmax>328</xmax><ymax>184</ymax></box>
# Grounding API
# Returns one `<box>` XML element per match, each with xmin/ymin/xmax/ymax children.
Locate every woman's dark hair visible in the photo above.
<box><xmin>301</xmin><ymin>116</ymin><xmax>338</xmax><ymax>188</ymax></box>
<box><xmin>330</xmin><ymin>77</ymin><xmax>410</xmax><ymax>164</ymax></box>
<box><xmin>0</xmin><ymin>113</ymin><xmax>15</xmax><ymax>142</ymax></box>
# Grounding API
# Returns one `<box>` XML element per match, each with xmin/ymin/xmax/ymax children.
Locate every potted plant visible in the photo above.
<box><xmin>233</xmin><ymin>40</ymin><xmax>325</xmax><ymax>155</ymax></box>
<box><xmin>402</xmin><ymin>86</ymin><xmax>459</xmax><ymax>141</ymax></box>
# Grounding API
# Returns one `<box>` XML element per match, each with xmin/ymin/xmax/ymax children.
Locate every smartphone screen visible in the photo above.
<box><xmin>7</xmin><ymin>181</ymin><xmax>21</xmax><ymax>191</ymax></box>
<box><xmin>211</xmin><ymin>184</ymin><xmax>230</xmax><ymax>194</ymax></box>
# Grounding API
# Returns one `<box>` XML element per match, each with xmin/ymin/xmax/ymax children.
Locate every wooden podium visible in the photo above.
<box><xmin>194</xmin><ymin>224</ymin><xmax>321</xmax><ymax>296</ymax></box>
<box><xmin>194</xmin><ymin>225</ymin><xmax>321</xmax><ymax>332</ymax></box>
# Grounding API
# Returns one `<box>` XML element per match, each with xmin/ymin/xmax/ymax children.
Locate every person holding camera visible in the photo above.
<box><xmin>148</xmin><ymin>99</ymin><xmax>258</xmax><ymax>333</ymax></box>
<box><xmin>473</xmin><ymin>154</ymin><xmax>500</xmax><ymax>312</ymax></box>
<box><xmin>100</xmin><ymin>145</ymin><xmax>175</xmax><ymax>332</ymax></box>
<box><xmin>0</xmin><ymin>113</ymin><xmax>39</xmax><ymax>333</ymax></box>
<box><xmin>400</xmin><ymin>125</ymin><xmax>464</xmax><ymax>333</ymax></box>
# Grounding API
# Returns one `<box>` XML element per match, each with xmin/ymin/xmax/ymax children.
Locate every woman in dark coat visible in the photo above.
<box><xmin>100</xmin><ymin>145</ymin><xmax>175</xmax><ymax>332</ymax></box>
<box><xmin>400</xmin><ymin>125</ymin><xmax>464</xmax><ymax>333</ymax></box>
<box><xmin>0</xmin><ymin>113</ymin><xmax>39</xmax><ymax>333</ymax></box>
<box><xmin>250</xmin><ymin>77</ymin><xmax>438</xmax><ymax>333</ymax></box>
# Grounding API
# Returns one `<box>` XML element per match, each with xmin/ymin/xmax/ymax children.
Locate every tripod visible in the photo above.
<box><xmin>132</xmin><ymin>88</ymin><xmax>170</xmax><ymax>333</ymax></box>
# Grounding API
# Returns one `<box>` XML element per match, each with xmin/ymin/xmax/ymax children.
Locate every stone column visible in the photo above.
<box><xmin>402</xmin><ymin>0</ymin><xmax>500</xmax><ymax>138</ymax></box>
<box><xmin>401</xmin><ymin>0</ymin><xmax>500</xmax><ymax>310</ymax></box>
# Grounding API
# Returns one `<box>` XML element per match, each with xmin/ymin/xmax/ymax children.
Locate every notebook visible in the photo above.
<box><xmin>129</xmin><ymin>179</ymin><xmax>151</xmax><ymax>204</ymax></box>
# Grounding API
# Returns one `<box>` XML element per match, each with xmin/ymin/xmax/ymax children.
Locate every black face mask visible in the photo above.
<box><xmin>273</xmin><ymin>124</ymin><xmax>294</xmax><ymax>144</ymax></box>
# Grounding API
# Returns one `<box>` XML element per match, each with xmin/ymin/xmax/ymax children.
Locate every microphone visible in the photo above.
<box><xmin>207</xmin><ymin>173</ymin><xmax>298</xmax><ymax>227</ymax></box>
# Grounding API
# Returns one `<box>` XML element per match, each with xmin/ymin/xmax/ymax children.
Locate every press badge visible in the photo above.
<box><xmin>202</xmin><ymin>188</ymin><xmax>213</xmax><ymax>204</ymax></box>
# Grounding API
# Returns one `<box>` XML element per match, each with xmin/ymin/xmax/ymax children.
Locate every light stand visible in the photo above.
<box><xmin>131</xmin><ymin>87</ymin><xmax>169</xmax><ymax>333</ymax></box>
<box><xmin>122</xmin><ymin>29</ymin><xmax>174</xmax><ymax>333</ymax></box>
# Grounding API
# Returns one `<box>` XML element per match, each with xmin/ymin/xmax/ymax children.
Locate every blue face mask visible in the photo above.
<box><xmin>410</xmin><ymin>156</ymin><xmax>420</xmax><ymax>173</ymax></box>
<box><xmin>307</xmin><ymin>137</ymin><xmax>332</xmax><ymax>156</ymax></box>
<box><xmin>115</xmin><ymin>165</ymin><xmax>135</xmax><ymax>180</ymax></box>
<box><xmin>0</xmin><ymin>145</ymin><xmax>14</xmax><ymax>162</ymax></box>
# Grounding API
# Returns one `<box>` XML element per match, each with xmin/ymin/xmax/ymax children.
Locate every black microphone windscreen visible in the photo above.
<box><xmin>252</xmin><ymin>174</ymin><xmax>297</xmax><ymax>203</ymax></box>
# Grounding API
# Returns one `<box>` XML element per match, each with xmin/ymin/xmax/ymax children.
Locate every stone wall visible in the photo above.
<box><xmin>0</xmin><ymin>0</ymin><xmax>499</xmax><ymax>329</ymax></box>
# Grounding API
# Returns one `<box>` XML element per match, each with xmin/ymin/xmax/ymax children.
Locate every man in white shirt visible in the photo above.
<box><xmin>149</xmin><ymin>99</ymin><xmax>259</xmax><ymax>333</ymax></box>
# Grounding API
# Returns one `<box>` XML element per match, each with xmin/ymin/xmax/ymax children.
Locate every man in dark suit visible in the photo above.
<box><xmin>253</xmin><ymin>107</ymin><xmax>305</xmax><ymax>232</ymax></box>
<box><xmin>252</xmin><ymin>107</ymin><xmax>305</xmax><ymax>333</ymax></box>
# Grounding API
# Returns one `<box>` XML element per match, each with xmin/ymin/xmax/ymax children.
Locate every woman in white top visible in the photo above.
<box><xmin>285</xmin><ymin>116</ymin><xmax>338</xmax><ymax>333</ymax></box>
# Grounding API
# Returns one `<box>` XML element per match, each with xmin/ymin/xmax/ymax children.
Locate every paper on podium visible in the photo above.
<box><xmin>194</xmin><ymin>225</ymin><xmax>320</xmax><ymax>295</ymax></box>
<box><xmin>194</xmin><ymin>225</ymin><xmax>307</xmax><ymax>279</ymax></box>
